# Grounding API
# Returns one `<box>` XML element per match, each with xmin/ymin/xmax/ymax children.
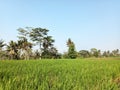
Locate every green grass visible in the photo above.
<box><xmin>0</xmin><ymin>58</ymin><xmax>120</xmax><ymax>90</ymax></box>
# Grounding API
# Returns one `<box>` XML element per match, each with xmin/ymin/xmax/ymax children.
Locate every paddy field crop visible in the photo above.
<box><xmin>0</xmin><ymin>58</ymin><xmax>120</xmax><ymax>90</ymax></box>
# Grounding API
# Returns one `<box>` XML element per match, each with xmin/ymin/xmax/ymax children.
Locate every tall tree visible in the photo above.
<box><xmin>67</xmin><ymin>38</ymin><xmax>77</xmax><ymax>59</ymax></box>
<box><xmin>17</xmin><ymin>27</ymin><xmax>33</xmax><ymax>60</ymax></box>
<box><xmin>42</xmin><ymin>36</ymin><xmax>59</xmax><ymax>59</ymax></box>
<box><xmin>29</xmin><ymin>28</ymin><xmax>49</xmax><ymax>59</ymax></box>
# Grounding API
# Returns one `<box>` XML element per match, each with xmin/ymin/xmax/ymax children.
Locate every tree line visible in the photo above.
<box><xmin>64</xmin><ymin>39</ymin><xmax>120</xmax><ymax>59</ymax></box>
<box><xmin>0</xmin><ymin>27</ymin><xmax>120</xmax><ymax>60</ymax></box>
<box><xmin>0</xmin><ymin>27</ymin><xmax>61</xmax><ymax>60</ymax></box>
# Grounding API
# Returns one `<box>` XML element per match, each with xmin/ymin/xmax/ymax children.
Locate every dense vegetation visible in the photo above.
<box><xmin>0</xmin><ymin>27</ymin><xmax>120</xmax><ymax>60</ymax></box>
<box><xmin>0</xmin><ymin>58</ymin><xmax>120</xmax><ymax>90</ymax></box>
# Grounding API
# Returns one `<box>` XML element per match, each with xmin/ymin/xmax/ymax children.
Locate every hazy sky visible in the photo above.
<box><xmin>0</xmin><ymin>0</ymin><xmax>120</xmax><ymax>53</ymax></box>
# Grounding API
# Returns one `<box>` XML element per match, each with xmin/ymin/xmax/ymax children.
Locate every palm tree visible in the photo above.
<box><xmin>18</xmin><ymin>38</ymin><xmax>32</xmax><ymax>60</ymax></box>
<box><xmin>7</xmin><ymin>41</ymin><xmax>18</xmax><ymax>60</ymax></box>
<box><xmin>0</xmin><ymin>39</ymin><xmax>5</xmax><ymax>50</ymax></box>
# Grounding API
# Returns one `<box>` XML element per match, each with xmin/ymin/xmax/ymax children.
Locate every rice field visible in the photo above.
<box><xmin>0</xmin><ymin>58</ymin><xmax>120</xmax><ymax>90</ymax></box>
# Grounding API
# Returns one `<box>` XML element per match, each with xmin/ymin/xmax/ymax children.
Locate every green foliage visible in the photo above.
<box><xmin>62</xmin><ymin>52</ymin><xmax>69</xmax><ymax>59</ymax></box>
<box><xmin>0</xmin><ymin>58</ymin><xmax>120</xmax><ymax>90</ymax></box>
<box><xmin>67</xmin><ymin>38</ymin><xmax>77</xmax><ymax>59</ymax></box>
<box><xmin>90</xmin><ymin>48</ymin><xmax>101</xmax><ymax>57</ymax></box>
<box><xmin>7</xmin><ymin>41</ymin><xmax>19</xmax><ymax>60</ymax></box>
<box><xmin>17</xmin><ymin>27</ymin><xmax>58</xmax><ymax>59</ymax></box>
<box><xmin>0</xmin><ymin>39</ymin><xmax>6</xmax><ymax>49</ymax></box>
<box><xmin>0</xmin><ymin>39</ymin><xmax>7</xmax><ymax>60</ymax></box>
<box><xmin>29</xmin><ymin>28</ymin><xmax>49</xmax><ymax>43</ymax></box>
<box><xmin>79</xmin><ymin>50</ymin><xmax>90</xmax><ymax>58</ymax></box>
<box><xmin>17</xmin><ymin>27</ymin><xmax>30</xmax><ymax>40</ymax></box>
<box><xmin>1</xmin><ymin>27</ymin><xmax>120</xmax><ymax>60</ymax></box>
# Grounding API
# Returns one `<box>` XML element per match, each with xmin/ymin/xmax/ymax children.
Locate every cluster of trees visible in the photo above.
<box><xmin>0</xmin><ymin>27</ymin><xmax>120</xmax><ymax>60</ymax></box>
<box><xmin>0</xmin><ymin>27</ymin><xmax>61</xmax><ymax>60</ymax></box>
<box><xmin>63</xmin><ymin>39</ymin><xmax>120</xmax><ymax>59</ymax></box>
<box><xmin>78</xmin><ymin>48</ymin><xmax>120</xmax><ymax>58</ymax></box>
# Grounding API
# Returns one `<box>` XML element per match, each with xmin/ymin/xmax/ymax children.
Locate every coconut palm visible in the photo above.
<box><xmin>7</xmin><ymin>41</ymin><xmax>18</xmax><ymax>60</ymax></box>
<box><xmin>18</xmin><ymin>38</ymin><xmax>32</xmax><ymax>60</ymax></box>
<box><xmin>0</xmin><ymin>39</ymin><xmax>5</xmax><ymax>50</ymax></box>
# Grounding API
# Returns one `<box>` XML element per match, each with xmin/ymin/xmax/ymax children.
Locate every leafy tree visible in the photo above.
<box><xmin>29</xmin><ymin>28</ymin><xmax>49</xmax><ymax>59</ymax></box>
<box><xmin>67</xmin><ymin>38</ymin><xmax>77</xmax><ymax>59</ymax></box>
<box><xmin>49</xmin><ymin>47</ymin><xmax>58</xmax><ymax>59</ymax></box>
<box><xmin>42</xmin><ymin>36</ymin><xmax>54</xmax><ymax>51</ymax></box>
<box><xmin>17</xmin><ymin>27</ymin><xmax>57</xmax><ymax>59</ymax></box>
<box><xmin>79</xmin><ymin>50</ymin><xmax>90</xmax><ymax>58</ymax></box>
<box><xmin>17</xmin><ymin>28</ymin><xmax>29</xmax><ymax>39</ymax></box>
<box><xmin>111</xmin><ymin>49</ymin><xmax>120</xmax><ymax>57</ymax></box>
<box><xmin>90</xmin><ymin>48</ymin><xmax>101</xmax><ymax>57</ymax></box>
<box><xmin>42</xmin><ymin>36</ymin><xmax>57</xmax><ymax>59</ymax></box>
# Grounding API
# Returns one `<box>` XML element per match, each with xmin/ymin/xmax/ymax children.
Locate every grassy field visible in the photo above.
<box><xmin>0</xmin><ymin>58</ymin><xmax>120</xmax><ymax>90</ymax></box>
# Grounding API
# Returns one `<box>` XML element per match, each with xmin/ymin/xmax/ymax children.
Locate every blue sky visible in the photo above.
<box><xmin>0</xmin><ymin>0</ymin><xmax>120</xmax><ymax>53</ymax></box>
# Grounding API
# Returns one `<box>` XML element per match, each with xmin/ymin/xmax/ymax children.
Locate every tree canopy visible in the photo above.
<box><xmin>0</xmin><ymin>27</ymin><xmax>120</xmax><ymax>60</ymax></box>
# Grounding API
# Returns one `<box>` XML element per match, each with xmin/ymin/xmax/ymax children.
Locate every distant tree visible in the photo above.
<box><xmin>0</xmin><ymin>39</ymin><xmax>6</xmax><ymax>50</ymax></box>
<box><xmin>7</xmin><ymin>41</ymin><xmax>19</xmax><ymax>60</ymax></box>
<box><xmin>17</xmin><ymin>28</ymin><xmax>33</xmax><ymax>60</ymax></box>
<box><xmin>106</xmin><ymin>50</ymin><xmax>110</xmax><ymax>57</ymax></box>
<box><xmin>62</xmin><ymin>52</ymin><xmax>69</xmax><ymax>59</ymax></box>
<box><xmin>17</xmin><ymin>27</ymin><xmax>30</xmax><ymax>39</ymax></box>
<box><xmin>41</xmin><ymin>36</ymin><xmax>58</xmax><ymax>59</ymax></box>
<box><xmin>17</xmin><ymin>27</ymin><xmax>57</xmax><ymax>59</ymax></box>
<box><xmin>29</xmin><ymin>28</ymin><xmax>49</xmax><ymax>59</ymax></box>
<box><xmin>79</xmin><ymin>50</ymin><xmax>90</xmax><ymax>58</ymax></box>
<box><xmin>42</xmin><ymin>36</ymin><xmax>54</xmax><ymax>51</ymax></box>
<box><xmin>103</xmin><ymin>51</ymin><xmax>107</xmax><ymax>57</ymax></box>
<box><xmin>17</xmin><ymin>38</ymin><xmax>32</xmax><ymax>60</ymax></box>
<box><xmin>49</xmin><ymin>47</ymin><xmax>58</xmax><ymax>59</ymax></box>
<box><xmin>98</xmin><ymin>50</ymin><xmax>101</xmax><ymax>57</ymax></box>
<box><xmin>111</xmin><ymin>49</ymin><xmax>120</xmax><ymax>57</ymax></box>
<box><xmin>67</xmin><ymin>38</ymin><xmax>77</xmax><ymax>59</ymax></box>
<box><xmin>90</xmin><ymin>48</ymin><xmax>101</xmax><ymax>57</ymax></box>
<box><xmin>0</xmin><ymin>39</ymin><xmax>6</xmax><ymax>60</ymax></box>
